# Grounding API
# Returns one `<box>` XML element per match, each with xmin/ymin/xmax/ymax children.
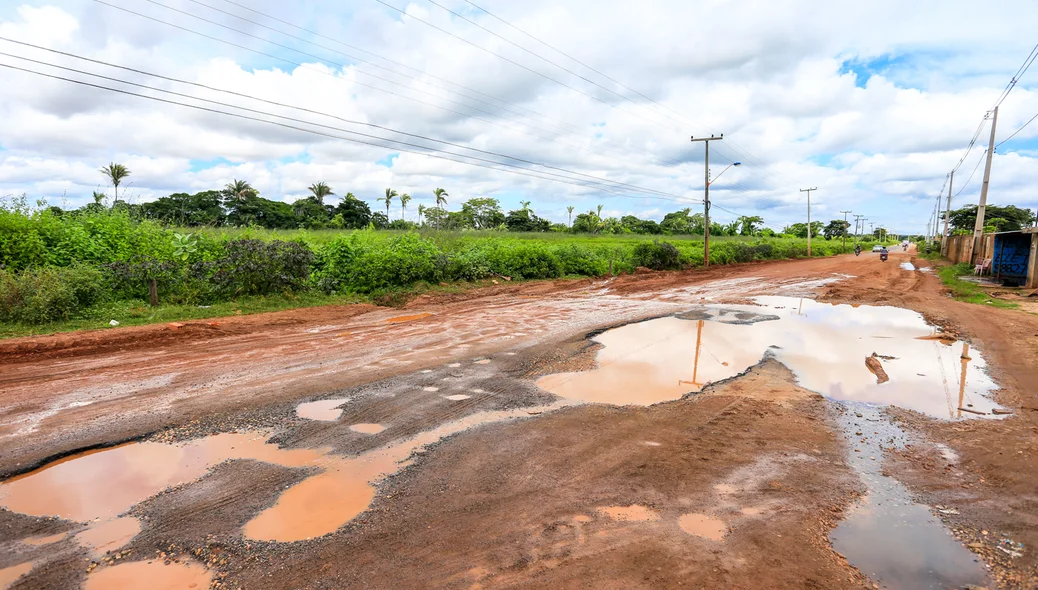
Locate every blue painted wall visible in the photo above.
<box><xmin>992</xmin><ymin>233</ymin><xmax>1031</xmax><ymax>280</ymax></box>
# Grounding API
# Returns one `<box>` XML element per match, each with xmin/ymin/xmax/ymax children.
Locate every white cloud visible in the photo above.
<box><xmin>0</xmin><ymin>0</ymin><xmax>1036</xmax><ymax>233</ymax></box>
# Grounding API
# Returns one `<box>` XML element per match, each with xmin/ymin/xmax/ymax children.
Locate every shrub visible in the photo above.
<box><xmin>0</xmin><ymin>264</ymin><xmax>106</xmax><ymax>324</ymax></box>
<box><xmin>632</xmin><ymin>240</ymin><xmax>681</xmax><ymax>270</ymax></box>
<box><xmin>194</xmin><ymin>239</ymin><xmax>314</xmax><ymax>297</ymax></box>
<box><xmin>479</xmin><ymin>243</ymin><xmax>564</xmax><ymax>279</ymax></box>
<box><xmin>554</xmin><ymin>244</ymin><xmax>610</xmax><ymax>276</ymax></box>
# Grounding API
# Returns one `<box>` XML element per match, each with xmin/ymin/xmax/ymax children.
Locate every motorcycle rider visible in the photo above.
<box><xmin>854</xmin><ymin>244</ymin><xmax>861</xmax><ymax>256</ymax></box>
<box><xmin>880</xmin><ymin>246</ymin><xmax>889</xmax><ymax>261</ymax></box>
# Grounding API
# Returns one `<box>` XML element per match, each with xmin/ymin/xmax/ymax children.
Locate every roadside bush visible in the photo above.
<box><xmin>194</xmin><ymin>239</ymin><xmax>314</xmax><ymax>297</ymax></box>
<box><xmin>0</xmin><ymin>264</ymin><xmax>106</xmax><ymax>324</ymax></box>
<box><xmin>554</xmin><ymin>244</ymin><xmax>610</xmax><ymax>276</ymax></box>
<box><xmin>104</xmin><ymin>256</ymin><xmax>183</xmax><ymax>301</ymax></box>
<box><xmin>479</xmin><ymin>242</ymin><xmax>564</xmax><ymax>279</ymax></box>
<box><xmin>632</xmin><ymin>240</ymin><xmax>681</xmax><ymax>270</ymax></box>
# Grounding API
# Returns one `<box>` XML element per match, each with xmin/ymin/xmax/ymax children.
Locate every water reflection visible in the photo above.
<box><xmin>537</xmin><ymin>297</ymin><xmax>1000</xmax><ymax>418</ymax></box>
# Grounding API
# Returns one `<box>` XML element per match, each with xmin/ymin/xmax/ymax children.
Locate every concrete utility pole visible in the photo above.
<box><xmin>971</xmin><ymin>106</ymin><xmax>999</xmax><ymax>263</ymax></box>
<box><xmin>691</xmin><ymin>134</ymin><xmax>723</xmax><ymax>267</ymax></box>
<box><xmin>841</xmin><ymin>210</ymin><xmax>852</xmax><ymax>252</ymax></box>
<box><xmin>942</xmin><ymin>170</ymin><xmax>954</xmax><ymax>255</ymax></box>
<box><xmin>800</xmin><ymin>188</ymin><xmax>817</xmax><ymax>255</ymax></box>
<box><xmin>854</xmin><ymin>215</ymin><xmax>865</xmax><ymax>246</ymax></box>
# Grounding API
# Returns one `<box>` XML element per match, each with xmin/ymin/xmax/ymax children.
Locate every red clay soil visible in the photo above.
<box><xmin>1</xmin><ymin>249</ymin><xmax>1036</xmax><ymax>589</ymax></box>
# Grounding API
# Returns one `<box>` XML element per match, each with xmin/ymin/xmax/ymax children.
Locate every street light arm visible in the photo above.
<box><xmin>708</xmin><ymin>162</ymin><xmax>741</xmax><ymax>186</ymax></box>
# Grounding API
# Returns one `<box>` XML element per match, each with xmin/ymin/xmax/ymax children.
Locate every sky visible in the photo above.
<box><xmin>0</xmin><ymin>0</ymin><xmax>1036</xmax><ymax>234</ymax></box>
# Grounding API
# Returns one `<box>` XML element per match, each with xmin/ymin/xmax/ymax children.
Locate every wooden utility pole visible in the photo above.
<box><xmin>971</xmin><ymin>106</ymin><xmax>999</xmax><ymax>264</ymax></box>
<box><xmin>800</xmin><ymin>188</ymin><xmax>817</xmax><ymax>255</ymax></box>
<box><xmin>691</xmin><ymin>134</ymin><xmax>723</xmax><ymax>267</ymax></box>
<box><xmin>942</xmin><ymin>170</ymin><xmax>954</xmax><ymax>255</ymax></box>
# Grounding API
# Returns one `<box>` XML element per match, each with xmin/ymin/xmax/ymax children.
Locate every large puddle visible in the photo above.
<box><xmin>0</xmin><ymin>401</ymin><xmax>573</xmax><ymax>586</ymax></box>
<box><xmin>537</xmin><ymin>297</ymin><xmax>1000</xmax><ymax>418</ymax></box>
<box><xmin>539</xmin><ymin>296</ymin><xmax>1000</xmax><ymax>588</ymax></box>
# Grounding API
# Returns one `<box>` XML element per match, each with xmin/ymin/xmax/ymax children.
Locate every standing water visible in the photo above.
<box><xmin>538</xmin><ymin>296</ymin><xmax>998</xmax><ymax>588</ymax></box>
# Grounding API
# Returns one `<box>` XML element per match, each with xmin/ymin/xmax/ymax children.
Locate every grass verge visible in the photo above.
<box><xmin>937</xmin><ymin>263</ymin><xmax>1019</xmax><ymax>309</ymax></box>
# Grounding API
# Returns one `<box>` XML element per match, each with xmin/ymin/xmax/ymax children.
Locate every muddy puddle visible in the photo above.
<box><xmin>537</xmin><ymin>297</ymin><xmax>1000</xmax><ymax>418</ymax></box>
<box><xmin>0</xmin><ymin>400</ymin><xmax>575</xmax><ymax>588</ymax></box>
<box><xmin>296</xmin><ymin>398</ymin><xmax>349</xmax><ymax>421</ymax></box>
<box><xmin>830</xmin><ymin>403</ymin><xmax>991</xmax><ymax>588</ymax></box>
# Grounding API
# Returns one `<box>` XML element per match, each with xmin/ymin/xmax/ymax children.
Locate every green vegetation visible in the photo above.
<box><xmin>948</xmin><ymin>204</ymin><xmax>1036</xmax><ymax>235</ymax></box>
<box><xmin>937</xmin><ymin>263</ymin><xmax>1018</xmax><ymax>309</ymax></box>
<box><xmin>1</xmin><ymin>169</ymin><xmax>895</xmax><ymax>336</ymax></box>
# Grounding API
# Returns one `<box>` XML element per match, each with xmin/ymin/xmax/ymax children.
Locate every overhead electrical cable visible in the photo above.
<box><xmin>88</xmin><ymin>0</ymin><xmax>665</xmax><ymax>167</ymax></box>
<box><xmin>0</xmin><ymin>42</ymin><xmax>684</xmax><ymax>197</ymax></box>
<box><xmin>455</xmin><ymin>0</ymin><xmax>785</xmax><ymax>178</ymax></box>
<box><xmin>996</xmin><ymin>110</ymin><xmax>1038</xmax><ymax>148</ymax></box>
<box><xmin>0</xmin><ymin>59</ymin><xmax>695</xmax><ymax>201</ymax></box>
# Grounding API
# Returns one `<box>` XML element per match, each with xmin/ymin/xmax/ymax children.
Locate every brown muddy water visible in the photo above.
<box><xmin>0</xmin><ymin>403</ymin><xmax>572</xmax><ymax>586</ymax></box>
<box><xmin>540</xmin><ymin>296</ymin><xmax>999</xmax><ymax>588</ymax></box>
<box><xmin>538</xmin><ymin>296</ymin><xmax>1001</xmax><ymax>418</ymax></box>
<box><xmin>295</xmin><ymin>398</ymin><xmax>349</xmax><ymax>421</ymax></box>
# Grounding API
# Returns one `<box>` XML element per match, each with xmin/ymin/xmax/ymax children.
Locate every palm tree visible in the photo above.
<box><xmin>417</xmin><ymin>204</ymin><xmax>426</xmax><ymax>224</ymax></box>
<box><xmin>400</xmin><ymin>193</ymin><xmax>412</xmax><ymax>221</ymax></box>
<box><xmin>99</xmin><ymin>162</ymin><xmax>130</xmax><ymax>203</ymax></box>
<box><xmin>567</xmin><ymin>205</ymin><xmax>574</xmax><ymax>227</ymax></box>
<box><xmin>308</xmin><ymin>182</ymin><xmax>334</xmax><ymax>206</ymax></box>
<box><xmin>92</xmin><ymin>191</ymin><xmax>106</xmax><ymax>206</ymax></box>
<box><xmin>520</xmin><ymin>200</ymin><xmax>531</xmax><ymax>212</ymax></box>
<box><xmin>223</xmin><ymin>179</ymin><xmax>257</xmax><ymax>202</ymax></box>
<box><xmin>596</xmin><ymin>204</ymin><xmax>604</xmax><ymax>218</ymax></box>
<box><xmin>433</xmin><ymin>187</ymin><xmax>448</xmax><ymax>210</ymax></box>
<box><xmin>378</xmin><ymin>188</ymin><xmax>397</xmax><ymax>220</ymax></box>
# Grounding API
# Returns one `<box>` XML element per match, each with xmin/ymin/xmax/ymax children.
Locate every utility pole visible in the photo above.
<box><xmin>942</xmin><ymin>170</ymin><xmax>954</xmax><ymax>255</ymax></box>
<box><xmin>800</xmin><ymin>188</ymin><xmax>817</xmax><ymax>255</ymax></box>
<box><xmin>971</xmin><ymin>106</ymin><xmax>999</xmax><ymax>264</ymax></box>
<box><xmin>854</xmin><ymin>215</ymin><xmax>865</xmax><ymax>246</ymax></box>
<box><xmin>840</xmin><ymin>210</ymin><xmax>852</xmax><ymax>252</ymax></box>
<box><xmin>691</xmin><ymin>134</ymin><xmax>723</xmax><ymax>267</ymax></box>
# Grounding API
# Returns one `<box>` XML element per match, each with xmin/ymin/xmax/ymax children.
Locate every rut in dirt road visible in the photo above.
<box><xmin>2</xmin><ymin>252</ymin><xmax>1036</xmax><ymax>589</ymax></box>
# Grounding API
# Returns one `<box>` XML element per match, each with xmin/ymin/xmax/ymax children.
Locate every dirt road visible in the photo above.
<box><xmin>1</xmin><ymin>248</ymin><xmax>1036</xmax><ymax>589</ymax></box>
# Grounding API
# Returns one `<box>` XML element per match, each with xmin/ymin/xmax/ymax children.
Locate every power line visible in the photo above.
<box><xmin>954</xmin><ymin>149</ymin><xmax>986</xmax><ymax>198</ymax></box>
<box><xmin>191</xmin><ymin>0</ymin><xmax>644</xmax><ymax>155</ymax></box>
<box><xmin>89</xmin><ymin>0</ymin><xmax>664</xmax><ymax>167</ymax></box>
<box><xmin>991</xmin><ymin>42</ymin><xmax>1038</xmax><ymax>109</ymax></box>
<box><xmin>457</xmin><ymin>0</ymin><xmax>786</xmax><ymax>180</ymax></box>
<box><xmin>996</xmin><ymin>110</ymin><xmax>1038</xmax><ymax>148</ymax></box>
<box><xmin>0</xmin><ymin>43</ymin><xmax>687</xmax><ymax>199</ymax></box>
<box><xmin>369</xmin><ymin>0</ymin><xmax>689</xmax><ymax>136</ymax></box>
<box><xmin>0</xmin><ymin>61</ymin><xmax>698</xmax><ymax>201</ymax></box>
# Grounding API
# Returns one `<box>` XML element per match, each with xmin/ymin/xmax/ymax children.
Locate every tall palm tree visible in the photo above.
<box><xmin>596</xmin><ymin>204</ymin><xmax>604</xmax><ymax>218</ymax></box>
<box><xmin>99</xmin><ymin>162</ymin><xmax>130</xmax><ymax>203</ymax></box>
<box><xmin>378</xmin><ymin>188</ymin><xmax>397</xmax><ymax>220</ymax></box>
<box><xmin>308</xmin><ymin>182</ymin><xmax>334</xmax><ymax>206</ymax></box>
<box><xmin>400</xmin><ymin>193</ymin><xmax>412</xmax><ymax>221</ymax></box>
<box><xmin>223</xmin><ymin>179</ymin><xmax>257</xmax><ymax>202</ymax></box>
<box><xmin>433</xmin><ymin>187</ymin><xmax>448</xmax><ymax>210</ymax></box>
<box><xmin>520</xmin><ymin>200</ymin><xmax>531</xmax><ymax>212</ymax></box>
<box><xmin>417</xmin><ymin>203</ymin><xmax>426</xmax><ymax>224</ymax></box>
<box><xmin>567</xmin><ymin>205</ymin><xmax>575</xmax><ymax>227</ymax></box>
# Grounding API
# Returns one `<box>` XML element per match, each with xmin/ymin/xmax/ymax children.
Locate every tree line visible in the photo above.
<box><xmin>78</xmin><ymin>163</ymin><xmax>917</xmax><ymax>238</ymax></box>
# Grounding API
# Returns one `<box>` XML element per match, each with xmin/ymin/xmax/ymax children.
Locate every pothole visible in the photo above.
<box><xmin>537</xmin><ymin>296</ymin><xmax>1002</xmax><ymax>587</ymax></box>
<box><xmin>537</xmin><ymin>296</ymin><xmax>1002</xmax><ymax>417</ymax></box>
<box><xmin>295</xmin><ymin>398</ymin><xmax>348</xmax><ymax>422</ymax></box>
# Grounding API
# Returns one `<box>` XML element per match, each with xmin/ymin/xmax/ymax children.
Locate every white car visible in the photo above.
<box><xmin>872</xmin><ymin>245</ymin><xmax>884</xmax><ymax>252</ymax></box>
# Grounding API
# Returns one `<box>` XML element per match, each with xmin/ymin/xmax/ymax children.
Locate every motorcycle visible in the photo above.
<box><xmin>880</xmin><ymin>251</ymin><xmax>888</xmax><ymax>262</ymax></box>
<box><xmin>854</xmin><ymin>246</ymin><xmax>861</xmax><ymax>256</ymax></box>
